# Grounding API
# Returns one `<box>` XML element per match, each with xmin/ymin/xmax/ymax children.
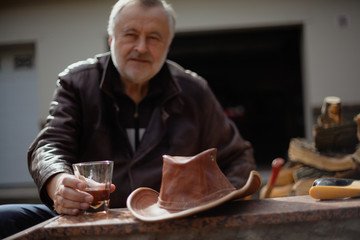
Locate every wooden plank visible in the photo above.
<box><xmin>313</xmin><ymin>122</ymin><xmax>358</xmax><ymax>153</ymax></box>
<box><xmin>288</xmin><ymin>138</ymin><xmax>356</xmax><ymax>171</ymax></box>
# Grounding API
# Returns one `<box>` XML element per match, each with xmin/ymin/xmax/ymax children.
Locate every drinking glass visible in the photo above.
<box><xmin>72</xmin><ymin>160</ymin><xmax>114</xmax><ymax>214</ymax></box>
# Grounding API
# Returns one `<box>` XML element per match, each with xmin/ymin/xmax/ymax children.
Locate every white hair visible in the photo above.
<box><xmin>107</xmin><ymin>0</ymin><xmax>176</xmax><ymax>37</ymax></box>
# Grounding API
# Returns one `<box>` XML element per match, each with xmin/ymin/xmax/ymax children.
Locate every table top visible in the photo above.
<box><xmin>9</xmin><ymin>195</ymin><xmax>360</xmax><ymax>239</ymax></box>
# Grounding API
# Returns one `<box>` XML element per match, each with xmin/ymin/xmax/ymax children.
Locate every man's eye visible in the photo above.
<box><xmin>124</xmin><ymin>33</ymin><xmax>137</xmax><ymax>38</ymax></box>
<box><xmin>148</xmin><ymin>36</ymin><xmax>160</xmax><ymax>41</ymax></box>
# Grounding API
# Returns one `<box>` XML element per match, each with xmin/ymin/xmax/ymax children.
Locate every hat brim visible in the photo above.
<box><xmin>127</xmin><ymin>170</ymin><xmax>262</xmax><ymax>222</ymax></box>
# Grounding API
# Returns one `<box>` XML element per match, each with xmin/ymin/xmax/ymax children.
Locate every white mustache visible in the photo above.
<box><xmin>128</xmin><ymin>51</ymin><xmax>152</xmax><ymax>62</ymax></box>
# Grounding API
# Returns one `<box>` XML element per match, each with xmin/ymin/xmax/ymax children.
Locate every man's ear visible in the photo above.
<box><xmin>166</xmin><ymin>39</ymin><xmax>173</xmax><ymax>53</ymax></box>
<box><xmin>108</xmin><ymin>36</ymin><xmax>113</xmax><ymax>48</ymax></box>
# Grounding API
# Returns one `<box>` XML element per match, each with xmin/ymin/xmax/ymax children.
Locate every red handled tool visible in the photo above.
<box><xmin>262</xmin><ymin>158</ymin><xmax>285</xmax><ymax>198</ymax></box>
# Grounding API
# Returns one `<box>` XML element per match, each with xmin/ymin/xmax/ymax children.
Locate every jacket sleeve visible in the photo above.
<box><xmin>27</xmin><ymin>76</ymin><xmax>81</xmax><ymax>209</ymax></box>
<box><xmin>200</xmin><ymin>84</ymin><xmax>256</xmax><ymax>189</ymax></box>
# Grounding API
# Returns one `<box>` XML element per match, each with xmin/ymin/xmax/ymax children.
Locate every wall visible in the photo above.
<box><xmin>0</xmin><ymin>44</ymin><xmax>38</xmax><ymax>185</ymax></box>
<box><xmin>169</xmin><ymin>0</ymin><xmax>360</xmax><ymax>138</ymax></box>
<box><xmin>1</xmin><ymin>0</ymin><xmax>359</xmax><ymax>140</ymax></box>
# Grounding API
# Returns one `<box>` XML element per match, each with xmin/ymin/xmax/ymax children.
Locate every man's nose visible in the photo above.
<box><xmin>134</xmin><ymin>37</ymin><xmax>148</xmax><ymax>53</ymax></box>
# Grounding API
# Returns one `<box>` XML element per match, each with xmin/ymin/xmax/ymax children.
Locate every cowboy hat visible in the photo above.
<box><xmin>127</xmin><ymin>148</ymin><xmax>262</xmax><ymax>221</ymax></box>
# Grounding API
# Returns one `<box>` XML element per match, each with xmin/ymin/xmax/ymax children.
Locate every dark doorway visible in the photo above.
<box><xmin>167</xmin><ymin>25</ymin><xmax>304</xmax><ymax>166</ymax></box>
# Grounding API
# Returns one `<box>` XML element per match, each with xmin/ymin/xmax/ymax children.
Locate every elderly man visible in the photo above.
<box><xmin>0</xmin><ymin>0</ymin><xmax>256</xmax><ymax>238</ymax></box>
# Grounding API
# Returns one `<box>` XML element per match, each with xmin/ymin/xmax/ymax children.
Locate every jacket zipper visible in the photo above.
<box><xmin>134</xmin><ymin>104</ymin><xmax>140</xmax><ymax>151</ymax></box>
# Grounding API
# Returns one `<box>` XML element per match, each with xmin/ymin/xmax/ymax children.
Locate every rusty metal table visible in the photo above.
<box><xmin>7</xmin><ymin>195</ymin><xmax>360</xmax><ymax>239</ymax></box>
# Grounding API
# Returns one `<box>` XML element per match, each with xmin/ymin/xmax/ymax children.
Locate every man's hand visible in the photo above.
<box><xmin>46</xmin><ymin>173</ymin><xmax>93</xmax><ymax>215</ymax></box>
<box><xmin>47</xmin><ymin>173</ymin><xmax>116</xmax><ymax>215</ymax></box>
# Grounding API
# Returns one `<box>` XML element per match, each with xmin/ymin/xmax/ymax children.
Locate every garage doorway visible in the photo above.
<box><xmin>168</xmin><ymin>25</ymin><xmax>304</xmax><ymax>166</ymax></box>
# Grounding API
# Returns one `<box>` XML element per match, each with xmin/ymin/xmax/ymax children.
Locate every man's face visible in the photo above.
<box><xmin>109</xmin><ymin>2</ymin><xmax>173</xmax><ymax>85</ymax></box>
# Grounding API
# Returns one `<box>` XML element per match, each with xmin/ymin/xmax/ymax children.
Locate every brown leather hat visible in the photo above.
<box><xmin>127</xmin><ymin>148</ymin><xmax>262</xmax><ymax>221</ymax></box>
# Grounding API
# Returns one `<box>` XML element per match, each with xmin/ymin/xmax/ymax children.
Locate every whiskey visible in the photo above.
<box><xmin>85</xmin><ymin>188</ymin><xmax>110</xmax><ymax>209</ymax></box>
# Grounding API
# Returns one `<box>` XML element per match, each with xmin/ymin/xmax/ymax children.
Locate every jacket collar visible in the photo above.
<box><xmin>99</xmin><ymin>52</ymin><xmax>182</xmax><ymax>113</ymax></box>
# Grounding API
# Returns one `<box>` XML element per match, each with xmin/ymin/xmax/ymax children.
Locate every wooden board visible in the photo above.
<box><xmin>288</xmin><ymin>138</ymin><xmax>356</xmax><ymax>171</ymax></box>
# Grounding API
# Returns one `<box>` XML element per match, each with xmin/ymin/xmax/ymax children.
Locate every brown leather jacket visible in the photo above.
<box><xmin>28</xmin><ymin>52</ymin><xmax>256</xmax><ymax>209</ymax></box>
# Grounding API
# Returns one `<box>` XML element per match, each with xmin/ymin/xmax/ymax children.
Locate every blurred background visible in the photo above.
<box><xmin>0</xmin><ymin>0</ymin><xmax>359</xmax><ymax>203</ymax></box>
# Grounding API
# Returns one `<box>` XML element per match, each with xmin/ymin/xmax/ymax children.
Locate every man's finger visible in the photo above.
<box><xmin>61</xmin><ymin>175</ymin><xmax>86</xmax><ymax>190</ymax></box>
<box><xmin>110</xmin><ymin>184</ymin><xmax>116</xmax><ymax>193</ymax></box>
<box><xmin>58</xmin><ymin>185</ymin><xmax>93</xmax><ymax>203</ymax></box>
<box><xmin>57</xmin><ymin>196</ymin><xmax>90</xmax><ymax>210</ymax></box>
<box><xmin>55</xmin><ymin>205</ymin><xmax>80</xmax><ymax>216</ymax></box>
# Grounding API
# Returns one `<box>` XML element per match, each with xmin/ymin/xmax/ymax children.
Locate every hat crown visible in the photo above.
<box><xmin>158</xmin><ymin>148</ymin><xmax>235</xmax><ymax>210</ymax></box>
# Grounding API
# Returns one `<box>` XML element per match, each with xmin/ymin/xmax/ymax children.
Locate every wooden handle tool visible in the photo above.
<box><xmin>262</xmin><ymin>158</ymin><xmax>284</xmax><ymax>198</ymax></box>
<box><xmin>309</xmin><ymin>178</ymin><xmax>360</xmax><ymax>200</ymax></box>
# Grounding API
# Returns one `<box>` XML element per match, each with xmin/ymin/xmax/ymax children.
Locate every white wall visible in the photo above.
<box><xmin>1</xmin><ymin>0</ymin><xmax>359</xmax><ymax>140</ymax></box>
<box><xmin>0</xmin><ymin>0</ymin><xmax>117</xmax><ymax>124</ymax></box>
